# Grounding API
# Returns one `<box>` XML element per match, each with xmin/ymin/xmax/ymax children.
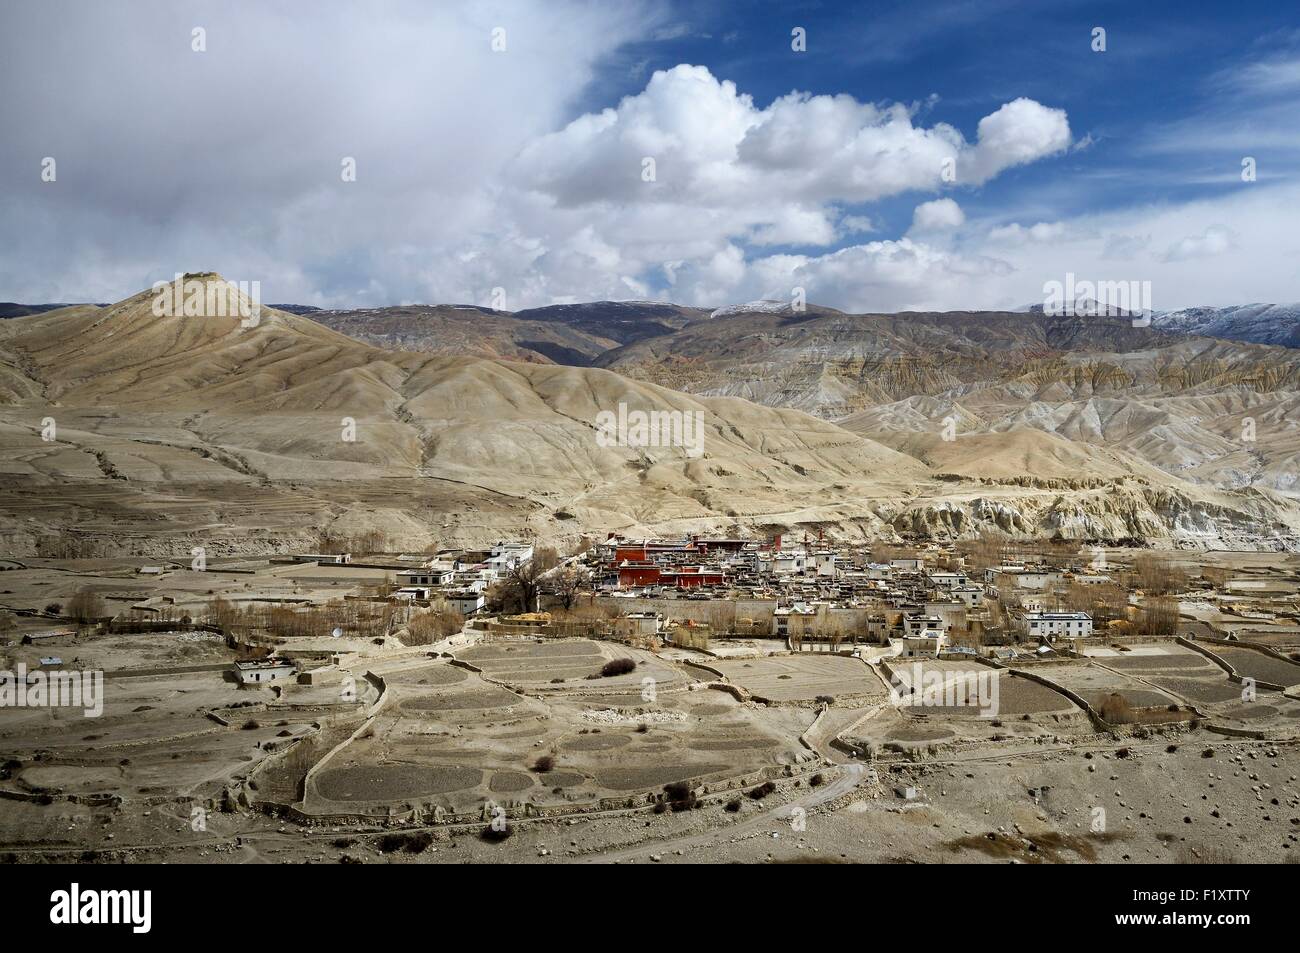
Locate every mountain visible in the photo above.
<box><xmin>595</xmin><ymin>306</ymin><xmax>1300</xmax><ymax>498</ymax></box>
<box><xmin>513</xmin><ymin>300</ymin><xmax>710</xmax><ymax>345</ymax></box>
<box><xmin>304</xmin><ymin>304</ymin><xmax>620</xmax><ymax>365</ymax></box>
<box><xmin>0</xmin><ymin>302</ymin><xmax>106</xmax><ymax>318</ymax></box>
<box><xmin>1152</xmin><ymin>303</ymin><xmax>1300</xmax><ymax>349</ymax></box>
<box><xmin>1</xmin><ymin>277</ymin><xmax>1297</xmax><ymax>555</ymax></box>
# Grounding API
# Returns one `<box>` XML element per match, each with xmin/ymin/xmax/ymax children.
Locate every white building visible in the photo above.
<box><xmin>986</xmin><ymin>565</ymin><xmax>1065</xmax><ymax>590</ymax></box>
<box><xmin>396</xmin><ymin>568</ymin><xmax>454</xmax><ymax>587</ymax></box>
<box><xmin>890</xmin><ymin>557</ymin><xmax>923</xmax><ymax>572</ymax></box>
<box><xmin>486</xmin><ymin>542</ymin><xmax>534</xmax><ymax>578</ymax></box>
<box><xmin>894</xmin><ymin>630</ymin><xmax>946</xmax><ymax>657</ymax></box>
<box><xmin>904</xmin><ymin>613</ymin><xmax>945</xmax><ymax>636</ymax></box>
<box><xmin>1022</xmin><ymin>611</ymin><xmax>1093</xmax><ymax>640</ymax></box>
<box><xmin>927</xmin><ymin>571</ymin><xmax>969</xmax><ymax>589</ymax></box>
<box><xmin>814</xmin><ymin>552</ymin><xmax>839</xmax><ymax>578</ymax></box>
<box><xmin>445</xmin><ymin>590</ymin><xmax>485</xmax><ymax>617</ymax></box>
<box><xmin>233</xmin><ymin>659</ymin><xmax>297</xmax><ymax>684</ymax></box>
<box><xmin>393</xmin><ymin>586</ymin><xmax>431</xmax><ymax>601</ymax></box>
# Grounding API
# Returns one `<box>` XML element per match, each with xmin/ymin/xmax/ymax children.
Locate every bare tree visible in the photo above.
<box><xmin>504</xmin><ymin>547</ymin><xmax>560</xmax><ymax>613</ymax></box>
<box><xmin>551</xmin><ymin>564</ymin><xmax>589</xmax><ymax>610</ymax></box>
<box><xmin>66</xmin><ymin>588</ymin><xmax>105</xmax><ymax>623</ymax></box>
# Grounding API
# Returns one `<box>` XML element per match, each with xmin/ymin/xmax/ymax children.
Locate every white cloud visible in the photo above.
<box><xmin>987</xmin><ymin>221</ymin><xmax>1069</xmax><ymax>244</ymax></box>
<box><xmin>910</xmin><ymin>198</ymin><xmax>965</xmax><ymax>233</ymax></box>
<box><xmin>963</xmin><ymin>98</ymin><xmax>1072</xmax><ymax>182</ymax></box>
<box><xmin>1162</xmin><ymin>224</ymin><xmax>1237</xmax><ymax>262</ymax></box>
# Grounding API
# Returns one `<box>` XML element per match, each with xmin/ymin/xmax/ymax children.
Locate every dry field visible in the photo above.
<box><xmin>1203</xmin><ymin>645</ymin><xmax>1300</xmax><ymax>688</ymax></box>
<box><xmin>710</xmin><ymin>655</ymin><xmax>884</xmax><ymax>703</ymax></box>
<box><xmin>301</xmin><ymin>653</ymin><xmax>808</xmax><ymax>816</ymax></box>
<box><xmin>1023</xmin><ymin>660</ymin><xmax>1182</xmax><ymax>710</ymax></box>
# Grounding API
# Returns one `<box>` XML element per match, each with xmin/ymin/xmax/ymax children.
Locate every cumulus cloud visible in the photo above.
<box><xmin>963</xmin><ymin>98</ymin><xmax>1072</xmax><ymax>182</ymax></box>
<box><xmin>987</xmin><ymin>221</ymin><xmax>1069</xmax><ymax>244</ymax></box>
<box><xmin>1</xmin><ymin>5</ymin><xmax>1082</xmax><ymax>311</ymax></box>
<box><xmin>910</xmin><ymin>198</ymin><xmax>965</xmax><ymax>233</ymax></box>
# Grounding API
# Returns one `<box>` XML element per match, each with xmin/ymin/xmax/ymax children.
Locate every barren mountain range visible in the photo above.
<box><xmin>1</xmin><ymin>274</ymin><xmax>1297</xmax><ymax>556</ymax></box>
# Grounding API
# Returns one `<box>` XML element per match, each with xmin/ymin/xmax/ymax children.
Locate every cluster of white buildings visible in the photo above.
<box><xmin>392</xmin><ymin>541</ymin><xmax>536</xmax><ymax>616</ymax></box>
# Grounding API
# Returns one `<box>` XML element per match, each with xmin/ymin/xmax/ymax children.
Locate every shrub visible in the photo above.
<box><xmin>600</xmin><ymin>657</ymin><xmax>637</xmax><ymax>677</ymax></box>
<box><xmin>532</xmin><ymin>755</ymin><xmax>555</xmax><ymax>773</ymax></box>
<box><xmin>241</xmin><ymin>720</ymin><xmax>260</xmax><ymax>731</ymax></box>
<box><xmin>480</xmin><ymin>823</ymin><xmax>513</xmax><ymax>842</ymax></box>
<box><xmin>809</xmin><ymin>773</ymin><xmax>825</xmax><ymax>787</ymax></box>
<box><xmin>747</xmin><ymin>781</ymin><xmax>776</xmax><ymax>800</ymax></box>
<box><xmin>724</xmin><ymin>798</ymin><xmax>742</xmax><ymax>813</ymax></box>
<box><xmin>663</xmin><ymin>780</ymin><xmax>697</xmax><ymax>812</ymax></box>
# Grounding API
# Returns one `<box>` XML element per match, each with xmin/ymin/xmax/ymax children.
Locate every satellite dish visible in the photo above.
<box><xmin>331</xmin><ymin>627</ymin><xmax>343</xmax><ymax>639</ymax></box>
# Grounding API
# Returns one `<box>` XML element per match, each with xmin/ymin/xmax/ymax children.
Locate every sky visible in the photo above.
<box><xmin>1</xmin><ymin>0</ymin><xmax>1298</xmax><ymax>312</ymax></box>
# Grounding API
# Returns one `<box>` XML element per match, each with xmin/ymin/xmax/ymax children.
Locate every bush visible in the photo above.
<box><xmin>600</xmin><ymin>657</ymin><xmax>637</xmax><ymax>677</ymax></box>
<box><xmin>747</xmin><ymin>781</ymin><xmax>776</xmax><ymax>800</ymax></box>
<box><xmin>663</xmin><ymin>780</ymin><xmax>697</xmax><ymax>812</ymax></box>
<box><xmin>724</xmin><ymin>798</ymin><xmax>742</xmax><ymax>812</ymax></box>
<box><xmin>809</xmin><ymin>773</ymin><xmax>825</xmax><ymax>787</ymax></box>
<box><xmin>532</xmin><ymin>755</ymin><xmax>555</xmax><ymax>773</ymax></box>
<box><xmin>241</xmin><ymin>720</ymin><xmax>260</xmax><ymax>730</ymax></box>
<box><xmin>480</xmin><ymin>823</ymin><xmax>513</xmax><ymax>842</ymax></box>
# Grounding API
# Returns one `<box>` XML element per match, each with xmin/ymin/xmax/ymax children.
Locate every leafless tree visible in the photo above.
<box><xmin>551</xmin><ymin>564</ymin><xmax>588</xmax><ymax>610</ymax></box>
<box><xmin>504</xmin><ymin>546</ymin><xmax>560</xmax><ymax>613</ymax></box>
<box><xmin>66</xmin><ymin>588</ymin><xmax>105</xmax><ymax>623</ymax></box>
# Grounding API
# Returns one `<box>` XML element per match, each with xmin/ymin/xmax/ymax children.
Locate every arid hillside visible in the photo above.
<box><xmin>0</xmin><ymin>276</ymin><xmax>1297</xmax><ymax>557</ymax></box>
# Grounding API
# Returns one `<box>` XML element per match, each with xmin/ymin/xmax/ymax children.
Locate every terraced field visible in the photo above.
<box><xmin>711</xmin><ymin>655</ymin><xmax>883</xmax><ymax>703</ymax></box>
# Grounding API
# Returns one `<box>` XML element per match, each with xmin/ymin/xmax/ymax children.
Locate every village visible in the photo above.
<box><xmin>0</xmin><ymin>533</ymin><xmax>1298</xmax><ymax>864</ymax></box>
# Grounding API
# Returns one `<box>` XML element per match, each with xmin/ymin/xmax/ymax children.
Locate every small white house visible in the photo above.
<box><xmin>894</xmin><ymin>630</ymin><xmax>947</xmax><ymax>657</ymax></box>
<box><xmin>393</xmin><ymin>586</ymin><xmax>432</xmax><ymax>601</ymax></box>
<box><xmin>233</xmin><ymin>659</ymin><xmax>297</xmax><ymax>684</ymax></box>
<box><xmin>445</xmin><ymin>590</ymin><xmax>485</xmax><ymax>617</ymax></box>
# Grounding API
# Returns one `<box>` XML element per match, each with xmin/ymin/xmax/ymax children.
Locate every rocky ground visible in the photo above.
<box><xmin>3</xmin><ymin>733</ymin><xmax>1296</xmax><ymax>865</ymax></box>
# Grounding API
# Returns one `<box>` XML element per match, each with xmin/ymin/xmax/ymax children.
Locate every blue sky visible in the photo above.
<box><xmin>1</xmin><ymin>0</ymin><xmax>1296</xmax><ymax>310</ymax></box>
<box><xmin>584</xmin><ymin>0</ymin><xmax>1300</xmax><ymax>266</ymax></box>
